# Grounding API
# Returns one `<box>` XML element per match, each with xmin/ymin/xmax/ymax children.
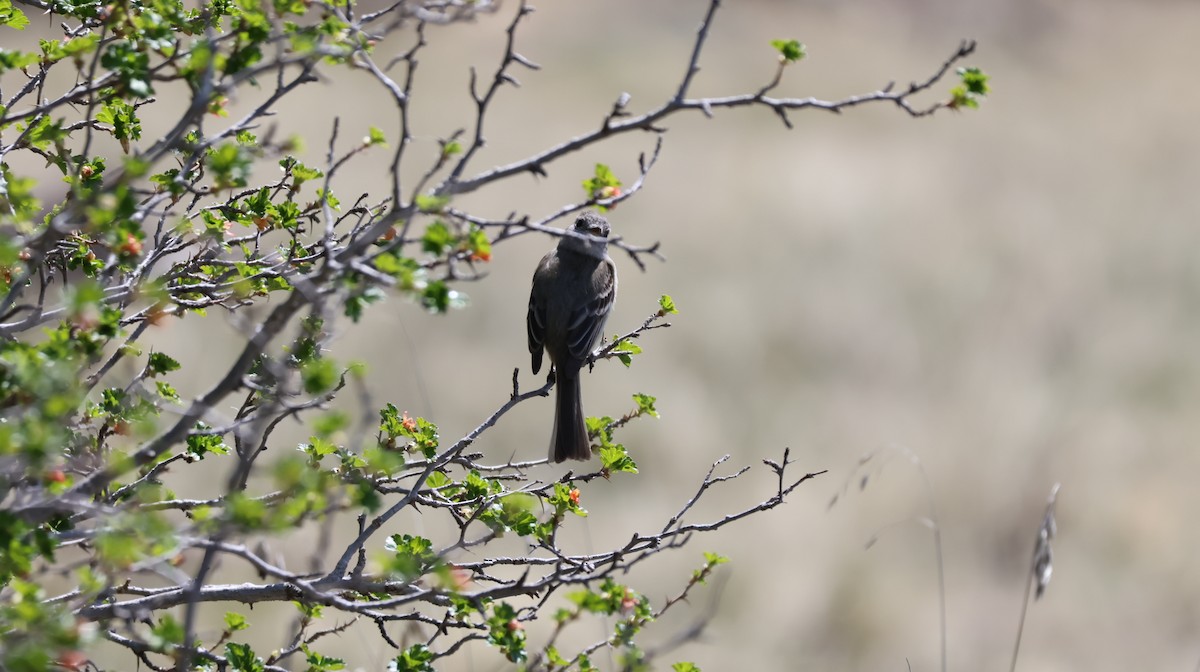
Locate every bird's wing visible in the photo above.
<box><xmin>527</xmin><ymin>285</ymin><xmax>546</xmax><ymax>375</ymax></box>
<box><xmin>566</xmin><ymin>258</ymin><xmax>617</xmax><ymax>363</ymax></box>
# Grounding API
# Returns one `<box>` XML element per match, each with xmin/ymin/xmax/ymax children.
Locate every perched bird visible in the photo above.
<box><xmin>527</xmin><ymin>212</ymin><xmax>618</xmax><ymax>462</ymax></box>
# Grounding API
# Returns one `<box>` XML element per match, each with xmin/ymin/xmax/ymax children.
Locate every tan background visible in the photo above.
<box><xmin>46</xmin><ymin>0</ymin><xmax>1200</xmax><ymax>669</ymax></box>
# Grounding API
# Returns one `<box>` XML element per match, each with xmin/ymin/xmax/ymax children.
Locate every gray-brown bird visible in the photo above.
<box><xmin>527</xmin><ymin>212</ymin><xmax>618</xmax><ymax>462</ymax></box>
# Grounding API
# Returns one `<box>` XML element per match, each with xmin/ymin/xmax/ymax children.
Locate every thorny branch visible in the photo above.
<box><xmin>0</xmin><ymin>0</ymin><xmax>977</xmax><ymax>666</ymax></box>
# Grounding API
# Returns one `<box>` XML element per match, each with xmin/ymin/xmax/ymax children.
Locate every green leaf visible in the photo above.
<box><xmin>379</xmin><ymin>403</ymin><xmax>405</xmax><ymax>438</ymax></box>
<box><xmin>146</xmin><ymin>352</ymin><xmax>181</xmax><ymax>377</ymax></box>
<box><xmin>154</xmin><ymin>381</ymin><xmax>180</xmax><ymax>402</ymax></box>
<box><xmin>949</xmin><ymin>67</ymin><xmax>990</xmax><ymax>110</ymax></box>
<box><xmin>0</xmin><ymin>515</ymin><xmax>57</xmax><ymax>585</ymax></box>
<box><xmin>344</xmin><ymin>284</ymin><xmax>384</xmax><ymax>322</ymax></box>
<box><xmin>391</xmin><ymin>644</ymin><xmax>434</xmax><ymax>672</ymax></box>
<box><xmin>694</xmin><ymin>551</ymin><xmax>729</xmax><ymax>584</ymax></box>
<box><xmin>421</xmin><ymin>220</ymin><xmax>454</xmax><ymax>255</ymax></box>
<box><xmin>303</xmin><ymin>437</ymin><xmax>338</xmax><ymax>463</ymax></box>
<box><xmin>225</xmin><ymin>642</ymin><xmax>266</xmax><ymax>672</ymax></box>
<box><xmin>227</xmin><ymin>494</ymin><xmax>268</xmax><ymax>528</ymax></box>
<box><xmin>673</xmin><ymin>663</ymin><xmax>701</xmax><ymax>672</ymax></box>
<box><xmin>148</xmin><ymin>614</ymin><xmax>184</xmax><ymax>651</ymax></box>
<box><xmin>415</xmin><ymin>194</ymin><xmax>448</xmax><ymax>213</ymax></box>
<box><xmin>548</xmin><ymin>482</ymin><xmax>586</xmax><ymax>518</ymax></box>
<box><xmin>207</xmin><ymin>142</ymin><xmax>253</xmax><ymax>190</ymax></box>
<box><xmin>101</xmin><ymin>40</ymin><xmax>154</xmax><ymax>97</ymax></box>
<box><xmin>294</xmin><ymin>601</ymin><xmax>323</xmax><ymax>619</ymax></box>
<box><xmin>280</xmin><ymin>156</ymin><xmax>323</xmax><ymax>187</ymax></box>
<box><xmin>0</xmin><ymin>0</ymin><xmax>30</xmax><ymax>29</ymax></box>
<box><xmin>585</xmin><ymin>415</ymin><xmax>614</xmax><ymax>445</ymax></box>
<box><xmin>770</xmin><ymin>38</ymin><xmax>806</xmax><ymax>63</ymax></box>
<box><xmin>96</xmin><ymin>98</ymin><xmax>142</xmax><ymax>145</ymax></box>
<box><xmin>374</xmin><ymin>252</ymin><xmax>419</xmax><ymax>289</ymax></box>
<box><xmin>312</xmin><ymin>411</ymin><xmax>348</xmax><ymax>439</ymax></box>
<box><xmin>599</xmin><ymin>443</ymin><xmax>638</xmax><ymax>474</ymax></box>
<box><xmin>302</xmin><ymin>644</ymin><xmax>345</xmax><ymax>671</ymax></box>
<box><xmin>568</xmin><ymin>578</ymin><xmax>642</xmax><ymax>616</ymax></box>
<box><xmin>462</xmin><ymin>470</ymin><xmax>498</xmax><ymax>499</ymax></box>
<box><xmin>632</xmin><ymin>393</ymin><xmax>659</xmax><ymax>418</ymax></box>
<box><xmin>658</xmin><ymin>294</ymin><xmax>678</xmax><ymax>315</ymax></box>
<box><xmin>546</xmin><ymin>646</ymin><xmax>569</xmax><ymax>666</ymax></box>
<box><xmin>384</xmin><ymin>533</ymin><xmax>437</xmax><ymax>579</ymax></box>
<box><xmin>491</xmin><ymin>495</ymin><xmax>539</xmax><ymax>536</ymax></box>
<box><xmin>612</xmin><ymin>338</ymin><xmax>643</xmax><ymax>367</ymax></box>
<box><xmin>19</xmin><ymin>115</ymin><xmax>66</xmax><ymax>151</ymax></box>
<box><xmin>0</xmin><ymin>49</ymin><xmax>38</xmax><ymax>71</ymax></box>
<box><xmin>365</xmin><ymin>126</ymin><xmax>387</xmax><ymax>147</ymax></box>
<box><xmin>300</xmin><ymin>358</ymin><xmax>338</xmax><ymax>394</ymax></box>
<box><xmin>466</xmin><ymin>225</ymin><xmax>491</xmax><ymax>262</ymax></box>
<box><xmin>224</xmin><ymin>611</ymin><xmax>249</xmax><ymax>632</ymax></box>
<box><xmin>486</xmin><ymin>602</ymin><xmax>527</xmax><ymax>663</ymax></box>
<box><xmin>187</xmin><ymin>424</ymin><xmax>229</xmax><ymax>458</ymax></box>
<box><xmin>958</xmin><ymin>66</ymin><xmax>990</xmax><ymax>95</ymax></box>
<box><xmin>380</xmin><ymin>411</ymin><xmax>439</xmax><ymax>458</ymax></box>
<box><xmin>582</xmin><ymin>163</ymin><xmax>622</xmax><ymax>210</ymax></box>
<box><xmin>421</xmin><ymin>280</ymin><xmax>453</xmax><ymax>313</ymax></box>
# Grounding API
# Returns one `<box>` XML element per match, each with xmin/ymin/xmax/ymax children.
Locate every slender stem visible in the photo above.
<box><xmin>1009</xmin><ymin>570</ymin><xmax>1034</xmax><ymax>672</ymax></box>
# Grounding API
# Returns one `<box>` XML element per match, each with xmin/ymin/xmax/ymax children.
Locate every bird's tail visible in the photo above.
<box><xmin>550</xmin><ymin>368</ymin><xmax>592</xmax><ymax>462</ymax></box>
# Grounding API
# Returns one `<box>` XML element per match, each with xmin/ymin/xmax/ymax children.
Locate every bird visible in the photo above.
<box><xmin>527</xmin><ymin>211</ymin><xmax>618</xmax><ymax>462</ymax></box>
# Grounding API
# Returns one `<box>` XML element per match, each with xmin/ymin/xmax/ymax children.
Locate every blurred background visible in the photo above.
<box><xmin>39</xmin><ymin>0</ymin><xmax>1200</xmax><ymax>668</ymax></box>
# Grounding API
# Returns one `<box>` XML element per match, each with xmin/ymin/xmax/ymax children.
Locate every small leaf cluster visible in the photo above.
<box><xmin>486</xmin><ymin>601</ymin><xmax>527</xmax><ymax>663</ymax></box>
<box><xmin>384</xmin><ymin>533</ymin><xmax>438</xmax><ymax>580</ymax></box>
<box><xmin>0</xmin><ymin>580</ymin><xmax>86</xmax><ymax>672</ymax></box>
<box><xmin>0</xmin><ymin>0</ymin><xmax>862</xmax><ymax>664</ymax></box>
<box><xmin>421</xmin><ymin>219</ymin><xmax>492</xmax><ymax>263</ymax></box>
<box><xmin>582</xmin><ymin>163</ymin><xmax>623</xmax><ymax>211</ymax></box>
<box><xmin>950</xmin><ymin>66</ymin><xmax>991</xmax><ymax>109</ymax></box>
<box><xmin>770</xmin><ymin>38</ymin><xmax>806</xmax><ymax>63</ymax></box>
<box><xmin>587</xmin><ymin>414</ymin><xmax>640</xmax><ymax>475</ymax></box>
<box><xmin>373</xmin><ymin>250</ymin><xmax>470</xmax><ymax>314</ymax></box>
<box><xmin>558</xmin><ymin>578</ymin><xmax>655</xmax><ymax>665</ymax></box>
<box><xmin>390</xmin><ymin>644</ymin><xmax>435</xmax><ymax>672</ymax></box>
<box><xmin>379</xmin><ymin>404</ymin><xmax>439</xmax><ymax>458</ymax></box>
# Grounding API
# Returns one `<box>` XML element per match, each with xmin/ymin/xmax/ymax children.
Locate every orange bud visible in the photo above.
<box><xmin>56</xmin><ymin>651</ymin><xmax>89</xmax><ymax>671</ymax></box>
<box><xmin>620</xmin><ymin>590</ymin><xmax>637</xmax><ymax>614</ymax></box>
<box><xmin>118</xmin><ymin>233</ymin><xmax>142</xmax><ymax>256</ymax></box>
<box><xmin>444</xmin><ymin>565</ymin><xmax>472</xmax><ymax>591</ymax></box>
<box><xmin>145</xmin><ymin>303</ymin><xmax>170</xmax><ymax>325</ymax></box>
